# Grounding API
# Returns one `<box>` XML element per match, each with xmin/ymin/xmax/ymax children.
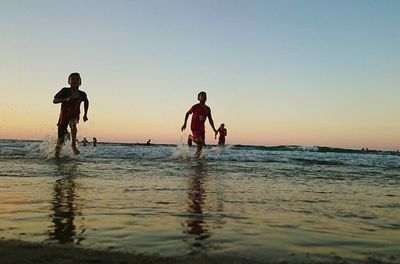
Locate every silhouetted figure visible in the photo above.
<box><xmin>53</xmin><ymin>72</ymin><xmax>89</xmax><ymax>158</ymax></box>
<box><xmin>147</xmin><ymin>139</ymin><xmax>151</xmax><ymax>145</ymax></box>
<box><xmin>82</xmin><ymin>137</ymin><xmax>89</xmax><ymax>146</ymax></box>
<box><xmin>93</xmin><ymin>137</ymin><xmax>97</xmax><ymax>147</ymax></box>
<box><xmin>181</xmin><ymin>91</ymin><xmax>217</xmax><ymax>157</ymax></box>
<box><xmin>215</xmin><ymin>123</ymin><xmax>227</xmax><ymax>147</ymax></box>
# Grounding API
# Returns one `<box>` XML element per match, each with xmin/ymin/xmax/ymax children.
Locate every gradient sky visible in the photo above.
<box><xmin>1</xmin><ymin>0</ymin><xmax>399</xmax><ymax>150</ymax></box>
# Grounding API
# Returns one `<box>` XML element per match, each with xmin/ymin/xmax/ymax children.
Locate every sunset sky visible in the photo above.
<box><xmin>1</xmin><ymin>0</ymin><xmax>399</xmax><ymax>150</ymax></box>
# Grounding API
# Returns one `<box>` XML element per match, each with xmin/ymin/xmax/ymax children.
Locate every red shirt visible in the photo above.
<box><xmin>190</xmin><ymin>103</ymin><xmax>210</xmax><ymax>132</ymax></box>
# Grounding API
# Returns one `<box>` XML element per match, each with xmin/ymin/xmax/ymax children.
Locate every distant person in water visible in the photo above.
<box><xmin>215</xmin><ymin>123</ymin><xmax>227</xmax><ymax>147</ymax></box>
<box><xmin>181</xmin><ymin>91</ymin><xmax>217</xmax><ymax>157</ymax></box>
<box><xmin>82</xmin><ymin>137</ymin><xmax>89</xmax><ymax>146</ymax></box>
<box><xmin>147</xmin><ymin>139</ymin><xmax>151</xmax><ymax>145</ymax></box>
<box><xmin>53</xmin><ymin>72</ymin><xmax>89</xmax><ymax>158</ymax></box>
<box><xmin>93</xmin><ymin>137</ymin><xmax>97</xmax><ymax>147</ymax></box>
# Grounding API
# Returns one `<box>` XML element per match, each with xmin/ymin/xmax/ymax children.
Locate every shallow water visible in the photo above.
<box><xmin>0</xmin><ymin>139</ymin><xmax>399</xmax><ymax>263</ymax></box>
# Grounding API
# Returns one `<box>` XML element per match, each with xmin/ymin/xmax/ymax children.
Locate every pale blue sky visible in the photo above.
<box><xmin>1</xmin><ymin>0</ymin><xmax>399</xmax><ymax>150</ymax></box>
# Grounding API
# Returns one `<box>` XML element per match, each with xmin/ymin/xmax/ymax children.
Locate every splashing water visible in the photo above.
<box><xmin>39</xmin><ymin>135</ymin><xmax>57</xmax><ymax>159</ymax></box>
<box><xmin>32</xmin><ymin>135</ymin><xmax>78</xmax><ymax>160</ymax></box>
<box><xmin>172</xmin><ymin>133</ymin><xmax>195</xmax><ymax>159</ymax></box>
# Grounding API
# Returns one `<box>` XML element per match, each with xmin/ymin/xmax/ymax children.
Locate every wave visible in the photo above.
<box><xmin>0</xmin><ymin>139</ymin><xmax>399</xmax><ymax>169</ymax></box>
<box><xmin>231</xmin><ymin>144</ymin><xmax>398</xmax><ymax>155</ymax></box>
<box><xmin>2</xmin><ymin>139</ymin><xmax>397</xmax><ymax>155</ymax></box>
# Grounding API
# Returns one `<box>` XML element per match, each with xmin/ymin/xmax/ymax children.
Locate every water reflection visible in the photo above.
<box><xmin>48</xmin><ymin>162</ymin><xmax>83</xmax><ymax>244</ymax></box>
<box><xmin>183</xmin><ymin>160</ymin><xmax>210</xmax><ymax>252</ymax></box>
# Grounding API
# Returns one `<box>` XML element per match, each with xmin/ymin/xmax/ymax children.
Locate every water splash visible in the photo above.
<box><xmin>39</xmin><ymin>135</ymin><xmax>58</xmax><ymax>159</ymax></box>
<box><xmin>34</xmin><ymin>135</ymin><xmax>77</xmax><ymax>160</ymax></box>
<box><xmin>172</xmin><ymin>133</ymin><xmax>194</xmax><ymax>159</ymax></box>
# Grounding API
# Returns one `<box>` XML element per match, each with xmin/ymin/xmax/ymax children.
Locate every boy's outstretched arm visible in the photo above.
<box><xmin>53</xmin><ymin>88</ymin><xmax>70</xmax><ymax>104</ymax></box>
<box><xmin>53</xmin><ymin>97</ymin><xmax>70</xmax><ymax>104</ymax></box>
<box><xmin>83</xmin><ymin>98</ymin><xmax>89</xmax><ymax>122</ymax></box>
<box><xmin>208</xmin><ymin>112</ymin><xmax>217</xmax><ymax>133</ymax></box>
<box><xmin>181</xmin><ymin>108</ymin><xmax>193</xmax><ymax>131</ymax></box>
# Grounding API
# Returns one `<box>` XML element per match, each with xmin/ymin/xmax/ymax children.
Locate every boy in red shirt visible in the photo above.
<box><xmin>53</xmin><ymin>73</ymin><xmax>89</xmax><ymax>158</ymax></box>
<box><xmin>181</xmin><ymin>91</ymin><xmax>217</xmax><ymax>157</ymax></box>
<box><xmin>215</xmin><ymin>123</ymin><xmax>227</xmax><ymax>147</ymax></box>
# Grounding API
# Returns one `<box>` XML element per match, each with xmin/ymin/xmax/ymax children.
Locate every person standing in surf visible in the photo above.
<box><xmin>53</xmin><ymin>72</ymin><xmax>89</xmax><ymax>158</ymax></box>
<box><xmin>181</xmin><ymin>91</ymin><xmax>217</xmax><ymax>157</ymax></box>
<box><xmin>215</xmin><ymin>123</ymin><xmax>227</xmax><ymax>147</ymax></box>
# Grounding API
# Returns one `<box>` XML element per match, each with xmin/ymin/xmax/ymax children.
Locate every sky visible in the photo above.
<box><xmin>0</xmin><ymin>0</ymin><xmax>399</xmax><ymax>150</ymax></box>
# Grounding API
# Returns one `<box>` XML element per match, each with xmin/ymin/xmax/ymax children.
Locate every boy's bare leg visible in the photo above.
<box><xmin>195</xmin><ymin>144</ymin><xmax>203</xmax><ymax>157</ymax></box>
<box><xmin>69</xmin><ymin>120</ymin><xmax>80</xmax><ymax>155</ymax></box>
<box><xmin>194</xmin><ymin>136</ymin><xmax>204</xmax><ymax>157</ymax></box>
<box><xmin>54</xmin><ymin>138</ymin><xmax>64</xmax><ymax>159</ymax></box>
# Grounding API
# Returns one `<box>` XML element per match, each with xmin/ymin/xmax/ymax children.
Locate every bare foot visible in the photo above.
<box><xmin>54</xmin><ymin>145</ymin><xmax>61</xmax><ymax>159</ymax></box>
<box><xmin>71</xmin><ymin>145</ymin><xmax>80</xmax><ymax>155</ymax></box>
<box><xmin>194</xmin><ymin>150</ymin><xmax>202</xmax><ymax>158</ymax></box>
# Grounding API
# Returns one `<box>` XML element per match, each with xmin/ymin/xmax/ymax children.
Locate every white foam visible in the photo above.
<box><xmin>301</xmin><ymin>146</ymin><xmax>319</xmax><ymax>152</ymax></box>
<box><xmin>34</xmin><ymin>135</ymin><xmax>78</xmax><ymax>160</ymax></box>
<box><xmin>172</xmin><ymin>141</ymin><xmax>194</xmax><ymax>159</ymax></box>
<box><xmin>172</xmin><ymin>132</ymin><xmax>202</xmax><ymax>159</ymax></box>
<box><xmin>1</xmin><ymin>139</ymin><xmax>399</xmax><ymax>168</ymax></box>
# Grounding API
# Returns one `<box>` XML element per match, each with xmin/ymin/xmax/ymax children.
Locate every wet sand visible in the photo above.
<box><xmin>0</xmin><ymin>239</ymin><xmax>263</xmax><ymax>264</ymax></box>
<box><xmin>0</xmin><ymin>239</ymin><xmax>395</xmax><ymax>264</ymax></box>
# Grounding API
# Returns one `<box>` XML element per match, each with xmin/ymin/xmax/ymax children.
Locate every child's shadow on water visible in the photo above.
<box><xmin>47</xmin><ymin>162</ymin><xmax>85</xmax><ymax>245</ymax></box>
<box><xmin>183</xmin><ymin>160</ymin><xmax>211</xmax><ymax>253</ymax></box>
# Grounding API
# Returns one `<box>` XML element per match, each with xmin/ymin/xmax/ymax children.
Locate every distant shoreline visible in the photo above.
<box><xmin>1</xmin><ymin>138</ymin><xmax>399</xmax><ymax>154</ymax></box>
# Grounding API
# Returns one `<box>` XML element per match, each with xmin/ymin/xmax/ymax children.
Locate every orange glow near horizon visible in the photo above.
<box><xmin>1</xmin><ymin>114</ymin><xmax>399</xmax><ymax>151</ymax></box>
<box><xmin>1</xmin><ymin>94</ymin><xmax>400</xmax><ymax>151</ymax></box>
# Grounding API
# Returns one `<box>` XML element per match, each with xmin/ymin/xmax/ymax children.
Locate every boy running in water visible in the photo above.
<box><xmin>53</xmin><ymin>72</ymin><xmax>89</xmax><ymax>158</ymax></box>
<box><xmin>181</xmin><ymin>91</ymin><xmax>217</xmax><ymax>157</ymax></box>
<box><xmin>215</xmin><ymin>123</ymin><xmax>227</xmax><ymax>147</ymax></box>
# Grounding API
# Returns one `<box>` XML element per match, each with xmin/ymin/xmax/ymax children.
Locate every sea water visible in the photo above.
<box><xmin>0</xmin><ymin>139</ymin><xmax>399</xmax><ymax>263</ymax></box>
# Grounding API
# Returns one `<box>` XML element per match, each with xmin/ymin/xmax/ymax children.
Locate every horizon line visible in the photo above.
<box><xmin>1</xmin><ymin>137</ymin><xmax>399</xmax><ymax>153</ymax></box>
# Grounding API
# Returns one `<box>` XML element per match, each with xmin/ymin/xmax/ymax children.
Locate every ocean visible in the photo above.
<box><xmin>0</xmin><ymin>138</ymin><xmax>399</xmax><ymax>263</ymax></box>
